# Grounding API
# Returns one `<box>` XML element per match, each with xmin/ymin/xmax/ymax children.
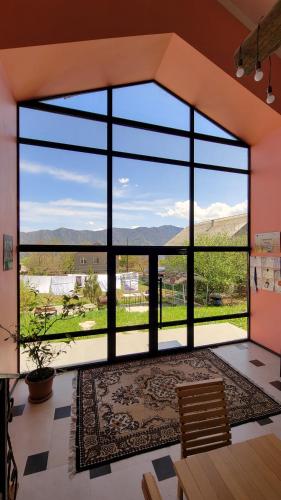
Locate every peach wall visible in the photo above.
<box><xmin>0</xmin><ymin>64</ymin><xmax>18</xmax><ymax>376</ymax></box>
<box><xmin>251</xmin><ymin>128</ymin><xmax>281</xmax><ymax>354</ymax></box>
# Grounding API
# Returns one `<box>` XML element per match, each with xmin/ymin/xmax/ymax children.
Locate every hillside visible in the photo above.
<box><xmin>20</xmin><ymin>225</ymin><xmax>182</xmax><ymax>246</ymax></box>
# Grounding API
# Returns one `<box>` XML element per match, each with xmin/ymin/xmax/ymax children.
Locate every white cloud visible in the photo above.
<box><xmin>118</xmin><ymin>177</ymin><xmax>129</xmax><ymax>185</ymax></box>
<box><xmin>157</xmin><ymin>200</ymin><xmax>189</xmax><ymax>218</ymax></box>
<box><xmin>50</xmin><ymin>198</ymin><xmax>106</xmax><ymax>209</ymax></box>
<box><xmin>21</xmin><ymin>161</ymin><xmax>106</xmax><ymax>189</ymax></box>
<box><xmin>157</xmin><ymin>200</ymin><xmax>247</xmax><ymax>222</ymax></box>
<box><xmin>115</xmin><ymin>198</ymin><xmax>173</xmax><ymax>212</ymax></box>
<box><xmin>194</xmin><ymin>201</ymin><xmax>247</xmax><ymax>222</ymax></box>
<box><xmin>20</xmin><ymin>200</ymin><xmax>106</xmax><ymax>232</ymax></box>
<box><xmin>88</xmin><ymin>223</ymin><xmax>105</xmax><ymax>230</ymax></box>
<box><xmin>113</xmin><ymin>187</ymin><xmax>128</xmax><ymax>199</ymax></box>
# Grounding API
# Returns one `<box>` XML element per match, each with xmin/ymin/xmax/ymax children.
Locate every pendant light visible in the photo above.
<box><xmin>236</xmin><ymin>46</ymin><xmax>245</xmax><ymax>78</ymax></box>
<box><xmin>266</xmin><ymin>56</ymin><xmax>275</xmax><ymax>104</ymax></box>
<box><xmin>254</xmin><ymin>24</ymin><xmax>264</xmax><ymax>82</ymax></box>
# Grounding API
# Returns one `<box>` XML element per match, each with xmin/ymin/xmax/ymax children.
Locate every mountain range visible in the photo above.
<box><xmin>20</xmin><ymin>226</ymin><xmax>182</xmax><ymax>246</ymax></box>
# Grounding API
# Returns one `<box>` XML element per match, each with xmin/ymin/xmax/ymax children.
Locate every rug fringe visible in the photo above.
<box><xmin>212</xmin><ymin>348</ymin><xmax>281</xmax><ymax>406</ymax></box>
<box><xmin>68</xmin><ymin>374</ymin><xmax>78</xmax><ymax>477</ymax></box>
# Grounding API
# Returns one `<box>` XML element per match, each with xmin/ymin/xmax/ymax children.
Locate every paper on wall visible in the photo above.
<box><xmin>261</xmin><ymin>257</ymin><xmax>281</xmax><ymax>270</ymax></box>
<box><xmin>255</xmin><ymin>232</ymin><xmax>281</xmax><ymax>253</ymax></box>
<box><xmin>250</xmin><ymin>266</ymin><xmax>262</xmax><ymax>279</ymax></box>
<box><xmin>250</xmin><ymin>275</ymin><xmax>262</xmax><ymax>290</ymax></box>
<box><xmin>261</xmin><ymin>274</ymin><xmax>275</xmax><ymax>291</ymax></box>
<box><xmin>274</xmin><ymin>271</ymin><xmax>281</xmax><ymax>293</ymax></box>
<box><xmin>250</xmin><ymin>256</ymin><xmax>262</xmax><ymax>268</ymax></box>
<box><xmin>262</xmin><ymin>267</ymin><xmax>275</xmax><ymax>280</ymax></box>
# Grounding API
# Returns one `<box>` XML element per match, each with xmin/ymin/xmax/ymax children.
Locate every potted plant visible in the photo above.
<box><xmin>1</xmin><ymin>291</ymin><xmax>84</xmax><ymax>403</ymax></box>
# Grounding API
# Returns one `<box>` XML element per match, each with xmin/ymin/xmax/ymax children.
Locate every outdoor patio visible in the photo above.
<box><xmin>20</xmin><ymin>322</ymin><xmax>247</xmax><ymax>372</ymax></box>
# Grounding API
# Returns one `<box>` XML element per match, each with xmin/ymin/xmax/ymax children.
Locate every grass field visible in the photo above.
<box><xmin>20</xmin><ymin>302</ymin><xmax>247</xmax><ymax>340</ymax></box>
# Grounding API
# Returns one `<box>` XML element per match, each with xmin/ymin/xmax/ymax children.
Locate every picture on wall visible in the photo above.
<box><xmin>255</xmin><ymin>232</ymin><xmax>281</xmax><ymax>253</ymax></box>
<box><xmin>3</xmin><ymin>234</ymin><xmax>13</xmax><ymax>271</ymax></box>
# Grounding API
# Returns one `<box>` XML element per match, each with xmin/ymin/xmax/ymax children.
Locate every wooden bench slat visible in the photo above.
<box><xmin>179</xmin><ymin>399</ymin><xmax>226</xmax><ymax>413</ymax></box>
<box><xmin>182</xmin><ymin>424</ymin><xmax>230</xmax><ymax>440</ymax></box>
<box><xmin>179</xmin><ymin>407</ymin><xmax>227</xmax><ymax>424</ymax></box>
<box><xmin>181</xmin><ymin>415</ymin><xmax>227</xmax><ymax>432</ymax></box>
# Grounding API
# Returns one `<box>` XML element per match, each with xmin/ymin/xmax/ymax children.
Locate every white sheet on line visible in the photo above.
<box><xmin>21</xmin><ymin>272</ymin><xmax>131</xmax><ymax>295</ymax></box>
<box><xmin>97</xmin><ymin>274</ymin><xmax>122</xmax><ymax>292</ymax></box>
<box><xmin>21</xmin><ymin>275</ymin><xmax>51</xmax><ymax>294</ymax></box>
<box><xmin>50</xmin><ymin>275</ymin><xmax>77</xmax><ymax>295</ymax></box>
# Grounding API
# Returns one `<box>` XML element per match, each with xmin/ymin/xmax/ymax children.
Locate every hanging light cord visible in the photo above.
<box><xmin>268</xmin><ymin>55</ymin><xmax>272</xmax><ymax>87</ymax></box>
<box><xmin>239</xmin><ymin>45</ymin><xmax>242</xmax><ymax>64</ymax></box>
<box><xmin>256</xmin><ymin>23</ymin><xmax>260</xmax><ymax>65</ymax></box>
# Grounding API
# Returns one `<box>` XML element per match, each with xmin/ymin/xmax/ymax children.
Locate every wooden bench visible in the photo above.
<box><xmin>34</xmin><ymin>306</ymin><xmax>57</xmax><ymax>316</ymax></box>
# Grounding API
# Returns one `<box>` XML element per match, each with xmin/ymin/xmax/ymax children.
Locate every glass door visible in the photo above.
<box><xmin>157</xmin><ymin>254</ymin><xmax>188</xmax><ymax>351</ymax></box>
<box><xmin>115</xmin><ymin>254</ymin><xmax>149</xmax><ymax>356</ymax></box>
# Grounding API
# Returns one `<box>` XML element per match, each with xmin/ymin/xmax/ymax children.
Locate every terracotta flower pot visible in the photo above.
<box><xmin>25</xmin><ymin>368</ymin><xmax>55</xmax><ymax>404</ymax></box>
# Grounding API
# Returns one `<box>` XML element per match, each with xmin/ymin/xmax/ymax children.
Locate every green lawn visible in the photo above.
<box><xmin>20</xmin><ymin>302</ymin><xmax>247</xmax><ymax>340</ymax></box>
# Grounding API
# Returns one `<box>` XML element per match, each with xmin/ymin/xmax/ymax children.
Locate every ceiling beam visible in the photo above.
<box><xmin>234</xmin><ymin>0</ymin><xmax>281</xmax><ymax>75</ymax></box>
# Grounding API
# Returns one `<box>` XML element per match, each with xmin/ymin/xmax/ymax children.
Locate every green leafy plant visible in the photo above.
<box><xmin>2</xmin><ymin>290</ymin><xmax>85</xmax><ymax>381</ymax></box>
<box><xmin>83</xmin><ymin>269</ymin><xmax>101</xmax><ymax>305</ymax></box>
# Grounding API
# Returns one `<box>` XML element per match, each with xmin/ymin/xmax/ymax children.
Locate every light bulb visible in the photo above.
<box><xmin>266</xmin><ymin>86</ymin><xmax>275</xmax><ymax>104</ymax></box>
<box><xmin>236</xmin><ymin>65</ymin><xmax>245</xmax><ymax>78</ymax></box>
<box><xmin>254</xmin><ymin>61</ymin><xmax>263</xmax><ymax>82</ymax></box>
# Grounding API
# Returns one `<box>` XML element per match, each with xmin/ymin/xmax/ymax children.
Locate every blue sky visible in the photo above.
<box><xmin>20</xmin><ymin>83</ymin><xmax>248</xmax><ymax>234</ymax></box>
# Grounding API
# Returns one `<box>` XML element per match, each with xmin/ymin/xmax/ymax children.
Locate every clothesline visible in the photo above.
<box><xmin>21</xmin><ymin>272</ymin><xmax>139</xmax><ymax>295</ymax></box>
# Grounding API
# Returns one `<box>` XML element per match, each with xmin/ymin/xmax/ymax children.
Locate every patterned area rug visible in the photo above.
<box><xmin>74</xmin><ymin>349</ymin><xmax>281</xmax><ymax>472</ymax></box>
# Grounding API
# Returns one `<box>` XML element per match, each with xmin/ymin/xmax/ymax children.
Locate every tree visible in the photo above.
<box><xmin>162</xmin><ymin>232</ymin><xmax>247</xmax><ymax>298</ymax></box>
<box><xmin>20</xmin><ymin>281</ymin><xmax>38</xmax><ymax>313</ymax></box>
<box><xmin>194</xmin><ymin>233</ymin><xmax>247</xmax><ymax>296</ymax></box>
<box><xmin>83</xmin><ymin>269</ymin><xmax>101</xmax><ymax>304</ymax></box>
<box><xmin>117</xmin><ymin>255</ymin><xmax>147</xmax><ymax>273</ymax></box>
<box><xmin>59</xmin><ymin>253</ymin><xmax>75</xmax><ymax>274</ymax></box>
<box><xmin>160</xmin><ymin>255</ymin><xmax>186</xmax><ymax>274</ymax></box>
<box><xmin>21</xmin><ymin>252</ymin><xmax>75</xmax><ymax>275</ymax></box>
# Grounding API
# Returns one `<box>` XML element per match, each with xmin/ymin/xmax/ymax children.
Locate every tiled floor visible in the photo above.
<box><xmin>20</xmin><ymin>322</ymin><xmax>247</xmax><ymax>371</ymax></box>
<box><xmin>10</xmin><ymin>341</ymin><xmax>281</xmax><ymax>500</ymax></box>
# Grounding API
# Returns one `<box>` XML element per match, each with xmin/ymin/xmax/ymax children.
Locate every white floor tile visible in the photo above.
<box><xmin>9</xmin><ymin>341</ymin><xmax>281</xmax><ymax>500</ymax></box>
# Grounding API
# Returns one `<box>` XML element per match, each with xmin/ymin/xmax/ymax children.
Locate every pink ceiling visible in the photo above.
<box><xmin>0</xmin><ymin>0</ymin><xmax>280</xmax><ymax>115</ymax></box>
<box><xmin>221</xmin><ymin>0</ymin><xmax>276</xmax><ymax>25</ymax></box>
<box><xmin>1</xmin><ymin>33</ymin><xmax>280</xmax><ymax>146</ymax></box>
<box><xmin>0</xmin><ymin>0</ymin><xmax>280</xmax><ymax>145</ymax></box>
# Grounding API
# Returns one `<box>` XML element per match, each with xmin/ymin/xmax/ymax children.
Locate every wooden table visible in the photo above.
<box><xmin>174</xmin><ymin>434</ymin><xmax>281</xmax><ymax>500</ymax></box>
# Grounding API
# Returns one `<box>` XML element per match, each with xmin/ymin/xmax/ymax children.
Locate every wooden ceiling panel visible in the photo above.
<box><xmin>234</xmin><ymin>0</ymin><xmax>281</xmax><ymax>74</ymax></box>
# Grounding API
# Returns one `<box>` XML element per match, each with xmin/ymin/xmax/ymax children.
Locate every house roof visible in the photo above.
<box><xmin>166</xmin><ymin>213</ymin><xmax>247</xmax><ymax>246</ymax></box>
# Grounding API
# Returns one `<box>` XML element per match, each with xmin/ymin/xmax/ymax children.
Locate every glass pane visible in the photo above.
<box><xmin>20</xmin><ymin>145</ymin><xmax>107</xmax><ymax>242</ymax></box>
<box><xmin>194</xmin><ymin>252</ymin><xmax>248</xmax><ymax>318</ymax></box>
<box><xmin>113</xmin><ymin>158</ymin><xmax>189</xmax><ymax>245</ymax></box>
<box><xmin>194</xmin><ymin>111</ymin><xmax>237</xmax><ymax>141</ymax></box>
<box><xmin>194</xmin><ymin>169</ymin><xmax>248</xmax><ymax>246</ymax></box>
<box><xmin>158</xmin><ymin>325</ymin><xmax>187</xmax><ymax>350</ymax></box>
<box><xmin>116</xmin><ymin>255</ymin><xmax>149</xmax><ymax>328</ymax></box>
<box><xmin>113</xmin><ymin>125</ymin><xmax>189</xmax><ymax>161</ymax></box>
<box><xmin>116</xmin><ymin>330</ymin><xmax>149</xmax><ymax>356</ymax></box>
<box><xmin>20</xmin><ymin>108</ymin><xmax>107</xmax><ymax>149</ymax></box>
<box><xmin>158</xmin><ymin>255</ymin><xmax>187</xmax><ymax>323</ymax></box>
<box><xmin>194</xmin><ymin>318</ymin><xmax>247</xmax><ymax>347</ymax></box>
<box><xmin>19</xmin><ymin>252</ymin><xmax>108</xmax><ymax>336</ymax></box>
<box><xmin>21</xmin><ymin>336</ymin><xmax>108</xmax><ymax>371</ymax></box>
<box><xmin>40</xmin><ymin>89</ymin><xmax>107</xmax><ymax>115</ymax></box>
<box><xmin>113</xmin><ymin>82</ymin><xmax>189</xmax><ymax>130</ymax></box>
<box><xmin>195</xmin><ymin>140</ymin><xmax>248</xmax><ymax>170</ymax></box>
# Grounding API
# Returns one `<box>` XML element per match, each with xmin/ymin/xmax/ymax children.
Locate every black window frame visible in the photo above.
<box><xmin>18</xmin><ymin>80</ymin><xmax>250</xmax><ymax>370</ymax></box>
